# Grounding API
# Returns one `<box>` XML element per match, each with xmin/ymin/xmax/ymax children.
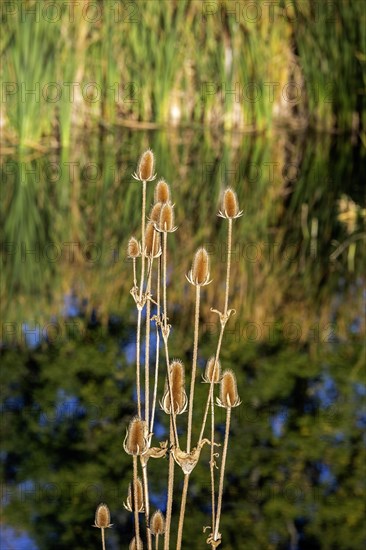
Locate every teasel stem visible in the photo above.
<box><xmin>135</xmin><ymin>180</ymin><xmax>147</xmax><ymax>418</ymax></box>
<box><xmin>101</xmin><ymin>528</ymin><xmax>106</xmax><ymax>550</ymax></box>
<box><xmin>156</xmin><ymin>534</ymin><xmax>160</xmax><ymax>550</ymax></box>
<box><xmin>198</xmin><ymin>217</ymin><xmax>233</xmax><ymax>443</ymax></box>
<box><xmin>133</xmin><ymin>257</ymin><xmax>137</xmax><ymax>290</ymax></box>
<box><xmin>210</xmin><ymin>392</ymin><xmax>216</xmax><ymax>545</ymax></box>
<box><xmin>145</xmin><ymin>255</ymin><xmax>153</xmax><ymax>426</ymax></box>
<box><xmin>141</xmin><ymin>461</ymin><xmax>153</xmax><ymax>550</ymax></box>
<box><xmin>176</xmin><ymin>284</ymin><xmax>201</xmax><ymax>550</ymax></box>
<box><xmin>213</xmin><ymin>406</ymin><xmax>231</xmax><ymax>542</ymax></box>
<box><xmin>133</xmin><ymin>456</ymin><xmax>141</xmax><ymax>549</ymax></box>
<box><xmin>136</xmin><ymin>309</ymin><xmax>142</xmax><ymax>418</ymax></box>
<box><xmin>162</xmin><ymin>230</ymin><xmax>179</xmax><ymax>447</ymax></box>
<box><xmin>187</xmin><ymin>284</ymin><xmax>201</xmax><ymax>453</ymax></box>
<box><xmin>164</xmin><ymin>420</ymin><xmax>175</xmax><ymax>550</ymax></box>
<box><xmin>161</xmin><ymin>230</ymin><xmax>178</xmax><ymax>550</ymax></box>
<box><xmin>150</xmin><ymin>255</ymin><xmax>161</xmax><ymax>435</ymax></box>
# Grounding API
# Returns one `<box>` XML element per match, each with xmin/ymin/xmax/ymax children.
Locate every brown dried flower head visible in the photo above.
<box><xmin>133</xmin><ymin>149</ymin><xmax>156</xmax><ymax>182</ymax></box>
<box><xmin>93</xmin><ymin>503</ymin><xmax>112</xmax><ymax>528</ymax></box>
<box><xmin>145</xmin><ymin>221</ymin><xmax>161</xmax><ymax>257</ymax></box>
<box><xmin>150</xmin><ymin>510</ymin><xmax>165</xmax><ymax>535</ymax></box>
<box><xmin>160</xmin><ymin>360</ymin><xmax>188</xmax><ymax>415</ymax></box>
<box><xmin>158</xmin><ymin>202</ymin><xmax>176</xmax><ymax>232</ymax></box>
<box><xmin>202</xmin><ymin>356</ymin><xmax>221</xmax><ymax>384</ymax></box>
<box><xmin>123</xmin><ymin>417</ymin><xmax>149</xmax><ymax>455</ymax></box>
<box><xmin>127</xmin><ymin>236</ymin><xmax>140</xmax><ymax>259</ymax></box>
<box><xmin>123</xmin><ymin>477</ymin><xmax>144</xmax><ymax>513</ymax></box>
<box><xmin>218</xmin><ymin>187</ymin><xmax>243</xmax><ymax>219</ymax></box>
<box><xmin>149</xmin><ymin>202</ymin><xmax>162</xmax><ymax>223</ymax></box>
<box><xmin>129</xmin><ymin>536</ymin><xmax>143</xmax><ymax>550</ymax></box>
<box><xmin>154</xmin><ymin>179</ymin><xmax>170</xmax><ymax>204</ymax></box>
<box><xmin>186</xmin><ymin>247</ymin><xmax>211</xmax><ymax>286</ymax></box>
<box><xmin>216</xmin><ymin>369</ymin><xmax>241</xmax><ymax>408</ymax></box>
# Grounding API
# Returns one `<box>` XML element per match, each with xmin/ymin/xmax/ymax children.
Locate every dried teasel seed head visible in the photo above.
<box><xmin>203</xmin><ymin>356</ymin><xmax>221</xmax><ymax>384</ymax></box>
<box><xmin>161</xmin><ymin>360</ymin><xmax>188</xmax><ymax>415</ymax></box>
<box><xmin>123</xmin><ymin>417</ymin><xmax>149</xmax><ymax>455</ymax></box>
<box><xmin>145</xmin><ymin>221</ymin><xmax>161</xmax><ymax>257</ymax></box>
<box><xmin>159</xmin><ymin>202</ymin><xmax>175</xmax><ymax>232</ymax></box>
<box><xmin>129</xmin><ymin>536</ymin><xmax>143</xmax><ymax>550</ymax></box>
<box><xmin>154</xmin><ymin>179</ymin><xmax>170</xmax><ymax>204</ymax></box>
<box><xmin>136</xmin><ymin>149</ymin><xmax>155</xmax><ymax>181</ymax></box>
<box><xmin>94</xmin><ymin>503</ymin><xmax>112</xmax><ymax>528</ymax></box>
<box><xmin>217</xmin><ymin>369</ymin><xmax>241</xmax><ymax>408</ymax></box>
<box><xmin>124</xmin><ymin>477</ymin><xmax>144</xmax><ymax>512</ymax></box>
<box><xmin>127</xmin><ymin>236</ymin><xmax>140</xmax><ymax>258</ymax></box>
<box><xmin>150</xmin><ymin>510</ymin><xmax>165</xmax><ymax>535</ymax></box>
<box><xmin>149</xmin><ymin>202</ymin><xmax>162</xmax><ymax>223</ymax></box>
<box><xmin>188</xmin><ymin>247</ymin><xmax>210</xmax><ymax>286</ymax></box>
<box><xmin>219</xmin><ymin>187</ymin><xmax>242</xmax><ymax>219</ymax></box>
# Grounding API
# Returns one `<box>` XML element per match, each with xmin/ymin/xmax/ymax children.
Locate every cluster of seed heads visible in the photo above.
<box><xmin>93</xmin><ymin>149</ymin><xmax>242</xmax><ymax>550</ymax></box>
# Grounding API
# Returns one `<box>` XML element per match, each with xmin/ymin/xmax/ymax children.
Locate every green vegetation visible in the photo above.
<box><xmin>1</xmin><ymin>1</ymin><xmax>365</xmax><ymax>149</ymax></box>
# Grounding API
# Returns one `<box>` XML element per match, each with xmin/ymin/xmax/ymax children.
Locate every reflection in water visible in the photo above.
<box><xmin>1</xmin><ymin>129</ymin><xmax>365</xmax><ymax>549</ymax></box>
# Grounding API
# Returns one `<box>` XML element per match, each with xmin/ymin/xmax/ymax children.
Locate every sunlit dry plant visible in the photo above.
<box><xmin>124</xmin><ymin>477</ymin><xmax>145</xmax><ymax>513</ymax></box>
<box><xmin>133</xmin><ymin>149</ymin><xmax>156</xmax><ymax>182</ymax></box>
<box><xmin>186</xmin><ymin>247</ymin><xmax>211</xmax><ymax>286</ymax></box>
<box><xmin>123</xmin><ymin>417</ymin><xmax>149</xmax><ymax>456</ymax></box>
<box><xmin>113</xmin><ymin>151</ymin><xmax>242</xmax><ymax>550</ymax></box>
<box><xmin>93</xmin><ymin>503</ymin><xmax>112</xmax><ymax>550</ymax></box>
<box><xmin>160</xmin><ymin>360</ymin><xmax>188</xmax><ymax>415</ymax></box>
<box><xmin>154</xmin><ymin>179</ymin><xmax>170</xmax><ymax>203</ymax></box>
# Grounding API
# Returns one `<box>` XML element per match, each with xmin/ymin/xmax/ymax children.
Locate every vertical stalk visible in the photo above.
<box><xmin>142</xmin><ymin>462</ymin><xmax>153</xmax><ymax>550</ymax></box>
<box><xmin>186</xmin><ymin>284</ymin><xmax>201</xmax><ymax>452</ymax></box>
<box><xmin>101</xmin><ymin>528</ymin><xmax>106</xmax><ymax>550</ymax></box>
<box><xmin>150</xmin><ymin>256</ymin><xmax>161</xmax><ymax>434</ymax></box>
<box><xmin>176</xmin><ymin>284</ymin><xmax>201</xmax><ymax>550</ymax></box>
<box><xmin>156</xmin><ymin>534</ymin><xmax>159</xmax><ymax>550</ymax></box>
<box><xmin>133</xmin><ymin>456</ymin><xmax>141</xmax><ymax>550</ymax></box>
<box><xmin>213</xmin><ymin>407</ymin><xmax>231</xmax><ymax>541</ymax></box>
<box><xmin>145</xmin><ymin>257</ymin><xmax>153</xmax><ymax>425</ymax></box>
<box><xmin>135</xmin><ymin>180</ymin><xmax>147</xmax><ymax>418</ymax></box>
<box><xmin>164</xmin><ymin>420</ymin><xmax>175</xmax><ymax>550</ymax></box>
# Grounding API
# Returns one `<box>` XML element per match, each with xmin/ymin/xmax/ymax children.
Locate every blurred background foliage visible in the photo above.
<box><xmin>1</xmin><ymin>1</ymin><xmax>366</xmax><ymax>549</ymax></box>
<box><xmin>1</xmin><ymin>0</ymin><xmax>365</xmax><ymax>151</ymax></box>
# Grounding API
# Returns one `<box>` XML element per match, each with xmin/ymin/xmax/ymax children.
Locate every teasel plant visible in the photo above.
<box><xmin>98</xmin><ymin>150</ymin><xmax>242</xmax><ymax>549</ymax></box>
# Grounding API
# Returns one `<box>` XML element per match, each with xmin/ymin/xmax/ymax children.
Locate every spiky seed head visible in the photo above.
<box><xmin>191</xmin><ymin>247</ymin><xmax>210</xmax><ymax>285</ymax></box>
<box><xmin>127</xmin><ymin>237</ymin><xmax>140</xmax><ymax>258</ymax></box>
<box><xmin>129</xmin><ymin>536</ymin><xmax>143</xmax><ymax>550</ymax></box>
<box><xmin>159</xmin><ymin>202</ymin><xmax>175</xmax><ymax>232</ymax></box>
<box><xmin>124</xmin><ymin>477</ymin><xmax>144</xmax><ymax>512</ymax></box>
<box><xmin>161</xmin><ymin>360</ymin><xmax>187</xmax><ymax>414</ymax></box>
<box><xmin>94</xmin><ymin>503</ymin><xmax>112</xmax><ymax>528</ymax></box>
<box><xmin>123</xmin><ymin>417</ymin><xmax>149</xmax><ymax>455</ymax></box>
<box><xmin>203</xmin><ymin>357</ymin><xmax>221</xmax><ymax>383</ymax></box>
<box><xmin>219</xmin><ymin>187</ymin><xmax>242</xmax><ymax>219</ymax></box>
<box><xmin>145</xmin><ymin>221</ymin><xmax>161</xmax><ymax>257</ymax></box>
<box><xmin>149</xmin><ymin>202</ymin><xmax>162</xmax><ymax>223</ymax></box>
<box><xmin>150</xmin><ymin>510</ymin><xmax>165</xmax><ymax>535</ymax></box>
<box><xmin>154</xmin><ymin>179</ymin><xmax>170</xmax><ymax>204</ymax></box>
<box><xmin>137</xmin><ymin>149</ymin><xmax>155</xmax><ymax>181</ymax></box>
<box><xmin>218</xmin><ymin>369</ymin><xmax>241</xmax><ymax>408</ymax></box>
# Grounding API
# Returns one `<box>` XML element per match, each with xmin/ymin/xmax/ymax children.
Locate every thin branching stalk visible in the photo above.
<box><xmin>142</xmin><ymin>462</ymin><xmax>153</xmax><ymax>550</ymax></box>
<box><xmin>133</xmin><ymin>456</ymin><xmax>141</xmax><ymax>549</ymax></box>
<box><xmin>162</xmin><ymin>230</ymin><xmax>179</xmax><ymax>446</ymax></box>
<box><xmin>150</xmin><ymin>256</ymin><xmax>161</xmax><ymax>434</ymax></box>
<box><xmin>198</xmin><ymin>218</ymin><xmax>233</xmax><ymax>441</ymax></box>
<box><xmin>210</xmin><ymin>392</ymin><xmax>216</xmax><ymax>543</ymax></box>
<box><xmin>164</xmin><ymin>421</ymin><xmax>175</xmax><ymax>550</ymax></box>
<box><xmin>176</xmin><ymin>284</ymin><xmax>201</xmax><ymax>550</ymax></box>
<box><xmin>213</xmin><ymin>406</ymin><xmax>231</xmax><ymax>541</ymax></box>
<box><xmin>135</xmin><ymin>180</ymin><xmax>148</xmax><ymax>418</ymax></box>
<box><xmin>145</xmin><ymin>256</ymin><xmax>153</xmax><ymax>425</ymax></box>
<box><xmin>187</xmin><ymin>284</ymin><xmax>201</xmax><ymax>453</ymax></box>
